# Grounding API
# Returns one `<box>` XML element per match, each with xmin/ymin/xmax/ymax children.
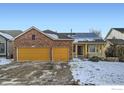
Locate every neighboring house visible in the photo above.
<box><xmin>59</xmin><ymin>32</ymin><xmax>106</xmax><ymax>58</ymax></box>
<box><xmin>105</xmin><ymin>28</ymin><xmax>124</xmax><ymax>40</ymax></box>
<box><xmin>0</xmin><ymin>32</ymin><xmax>13</xmax><ymax>58</ymax></box>
<box><xmin>0</xmin><ymin>30</ymin><xmax>22</xmax><ymax>37</ymax></box>
<box><xmin>105</xmin><ymin>28</ymin><xmax>124</xmax><ymax>57</ymax></box>
<box><xmin>105</xmin><ymin>28</ymin><xmax>124</xmax><ymax>48</ymax></box>
<box><xmin>0</xmin><ymin>30</ymin><xmax>22</xmax><ymax>58</ymax></box>
<box><xmin>13</xmin><ymin>26</ymin><xmax>73</xmax><ymax>62</ymax></box>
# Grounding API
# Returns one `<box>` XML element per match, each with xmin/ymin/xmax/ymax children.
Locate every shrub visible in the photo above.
<box><xmin>89</xmin><ymin>56</ymin><xmax>100</xmax><ymax>62</ymax></box>
<box><xmin>105</xmin><ymin>45</ymin><xmax>124</xmax><ymax>57</ymax></box>
<box><xmin>105</xmin><ymin>45</ymin><xmax>117</xmax><ymax>57</ymax></box>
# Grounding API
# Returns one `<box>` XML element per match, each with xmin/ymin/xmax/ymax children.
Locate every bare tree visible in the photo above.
<box><xmin>89</xmin><ymin>28</ymin><xmax>102</xmax><ymax>37</ymax></box>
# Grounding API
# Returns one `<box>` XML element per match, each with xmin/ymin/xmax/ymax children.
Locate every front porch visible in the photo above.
<box><xmin>73</xmin><ymin>43</ymin><xmax>105</xmax><ymax>58</ymax></box>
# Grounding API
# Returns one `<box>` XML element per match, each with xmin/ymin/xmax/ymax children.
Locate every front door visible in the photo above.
<box><xmin>78</xmin><ymin>46</ymin><xmax>83</xmax><ymax>55</ymax></box>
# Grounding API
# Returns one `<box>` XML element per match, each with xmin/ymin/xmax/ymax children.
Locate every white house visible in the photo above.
<box><xmin>105</xmin><ymin>28</ymin><xmax>124</xmax><ymax>57</ymax></box>
<box><xmin>105</xmin><ymin>28</ymin><xmax>124</xmax><ymax>40</ymax></box>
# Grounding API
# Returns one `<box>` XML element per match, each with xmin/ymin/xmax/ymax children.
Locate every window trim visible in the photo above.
<box><xmin>88</xmin><ymin>45</ymin><xmax>96</xmax><ymax>53</ymax></box>
<box><xmin>0</xmin><ymin>43</ymin><xmax>5</xmax><ymax>53</ymax></box>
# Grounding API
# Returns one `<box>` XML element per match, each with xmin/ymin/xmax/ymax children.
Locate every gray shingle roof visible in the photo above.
<box><xmin>113</xmin><ymin>28</ymin><xmax>124</xmax><ymax>33</ymax></box>
<box><xmin>43</xmin><ymin>30</ymin><xmax>72</xmax><ymax>39</ymax></box>
<box><xmin>0</xmin><ymin>30</ymin><xmax>23</xmax><ymax>37</ymax></box>
<box><xmin>59</xmin><ymin>32</ymin><xmax>102</xmax><ymax>39</ymax></box>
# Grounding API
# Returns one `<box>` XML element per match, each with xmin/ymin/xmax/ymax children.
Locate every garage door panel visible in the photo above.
<box><xmin>53</xmin><ymin>48</ymin><xmax>69</xmax><ymax>62</ymax></box>
<box><xmin>18</xmin><ymin>48</ymin><xmax>49</xmax><ymax>61</ymax></box>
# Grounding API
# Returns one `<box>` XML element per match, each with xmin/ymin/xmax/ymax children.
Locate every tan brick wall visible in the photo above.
<box><xmin>13</xmin><ymin>29</ymin><xmax>73</xmax><ymax>61</ymax></box>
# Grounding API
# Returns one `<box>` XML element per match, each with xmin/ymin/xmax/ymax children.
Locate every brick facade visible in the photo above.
<box><xmin>13</xmin><ymin>28</ymin><xmax>73</xmax><ymax>61</ymax></box>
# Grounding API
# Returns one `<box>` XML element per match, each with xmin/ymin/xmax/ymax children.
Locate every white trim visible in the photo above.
<box><xmin>16</xmin><ymin>48</ymin><xmax>18</xmax><ymax>61</ymax></box>
<box><xmin>14</xmin><ymin>26</ymin><xmax>73</xmax><ymax>41</ymax></box>
<box><xmin>88</xmin><ymin>45</ymin><xmax>96</xmax><ymax>53</ymax></box>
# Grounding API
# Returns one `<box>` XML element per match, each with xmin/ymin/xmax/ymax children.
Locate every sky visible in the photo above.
<box><xmin>0</xmin><ymin>3</ymin><xmax>124</xmax><ymax>38</ymax></box>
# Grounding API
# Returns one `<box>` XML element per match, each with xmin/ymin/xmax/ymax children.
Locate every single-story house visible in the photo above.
<box><xmin>13</xmin><ymin>26</ymin><xmax>73</xmax><ymax>62</ymax></box>
<box><xmin>0</xmin><ymin>30</ymin><xmax>22</xmax><ymax>58</ymax></box>
<box><xmin>59</xmin><ymin>32</ymin><xmax>106</xmax><ymax>58</ymax></box>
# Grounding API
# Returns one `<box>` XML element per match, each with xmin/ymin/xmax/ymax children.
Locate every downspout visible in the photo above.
<box><xmin>6</xmin><ymin>39</ymin><xmax>7</xmax><ymax>58</ymax></box>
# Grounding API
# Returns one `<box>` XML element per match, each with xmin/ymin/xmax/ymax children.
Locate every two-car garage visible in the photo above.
<box><xmin>17</xmin><ymin>48</ymin><xmax>50</xmax><ymax>61</ymax></box>
<box><xmin>17</xmin><ymin>47</ymin><xmax>69</xmax><ymax>62</ymax></box>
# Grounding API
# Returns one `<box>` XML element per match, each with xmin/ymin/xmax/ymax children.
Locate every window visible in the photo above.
<box><xmin>89</xmin><ymin>45</ymin><xmax>96</xmax><ymax>52</ymax></box>
<box><xmin>32</xmin><ymin>35</ymin><xmax>35</xmax><ymax>40</ymax></box>
<box><xmin>0</xmin><ymin>43</ymin><xmax>5</xmax><ymax>53</ymax></box>
<box><xmin>78</xmin><ymin>46</ymin><xmax>83</xmax><ymax>55</ymax></box>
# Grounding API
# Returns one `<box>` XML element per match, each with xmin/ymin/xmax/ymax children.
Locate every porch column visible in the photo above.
<box><xmin>83</xmin><ymin>44</ymin><xmax>85</xmax><ymax>57</ymax></box>
<box><xmin>101</xmin><ymin>44</ymin><xmax>104</xmax><ymax>57</ymax></box>
<box><xmin>85</xmin><ymin>44</ymin><xmax>88</xmax><ymax>57</ymax></box>
<box><xmin>75</xmin><ymin>44</ymin><xmax>78</xmax><ymax>57</ymax></box>
<box><xmin>97</xmin><ymin>44</ymin><xmax>101</xmax><ymax>57</ymax></box>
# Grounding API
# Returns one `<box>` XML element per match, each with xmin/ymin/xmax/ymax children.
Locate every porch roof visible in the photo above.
<box><xmin>73</xmin><ymin>40</ymin><xmax>106</xmax><ymax>44</ymax></box>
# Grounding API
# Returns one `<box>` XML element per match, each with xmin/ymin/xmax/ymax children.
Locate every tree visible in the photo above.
<box><xmin>89</xmin><ymin>28</ymin><xmax>102</xmax><ymax>37</ymax></box>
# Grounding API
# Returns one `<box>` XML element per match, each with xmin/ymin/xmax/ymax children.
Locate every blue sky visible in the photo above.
<box><xmin>0</xmin><ymin>3</ymin><xmax>124</xmax><ymax>37</ymax></box>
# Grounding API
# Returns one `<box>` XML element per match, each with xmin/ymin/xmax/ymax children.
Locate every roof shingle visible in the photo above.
<box><xmin>43</xmin><ymin>30</ymin><xmax>72</xmax><ymax>39</ymax></box>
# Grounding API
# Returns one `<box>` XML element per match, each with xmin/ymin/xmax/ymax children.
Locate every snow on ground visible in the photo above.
<box><xmin>0</xmin><ymin>58</ymin><xmax>11</xmax><ymax>65</ymax></box>
<box><xmin>69</xmin><ymin>58</ymin><xmax>124</xmax><ymax>85</ymax></box>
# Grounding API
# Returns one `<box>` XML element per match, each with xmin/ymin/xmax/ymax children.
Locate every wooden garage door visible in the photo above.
<box><xmin>18</xmin><ymin>48</ymin><xmax>50</xmax><ymax>61</ymax></box>
<box><xmin>52</xmin><ymin>48</ymin><xmax>69</xmax><ymax>62</ymax></box>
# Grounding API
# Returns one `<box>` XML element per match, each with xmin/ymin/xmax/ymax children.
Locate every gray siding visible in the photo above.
<box><xmin>0</xmin><ymin>36</ymin><xmax>13</xmax><ymax>58</ymax></box>
<box><xmin>0</xmin><ymin>36</ymin><xmax>6</xmax><ymax>56</ymax></box>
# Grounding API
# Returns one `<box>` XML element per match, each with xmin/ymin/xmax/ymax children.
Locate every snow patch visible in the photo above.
<box><xmin>0</xmin><ymin>58</ymin><xmax>11</xmax><ymax>65</ymax></box>
<box><xmin>71</xmin><ymin>58</ymin><xmax>82</xmax><ymax>62</ymax></box>
<box><xmin>46</xmin><ymin>34</ymin><xmax>59</xmax><ymax>39</ymax></box>
<box><xmin>69</xmin><ymin>60</ymin><xmax>124</xmax><ymax>85</ymax></box>
<box><xmin>73</xmin><ymin>38</ymin><xmax>102</xmax><ymax>43</ymax></box>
